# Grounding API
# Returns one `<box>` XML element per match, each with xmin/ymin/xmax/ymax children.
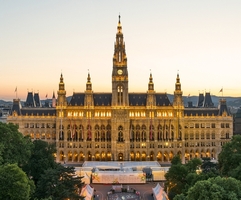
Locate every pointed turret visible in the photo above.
<box><xmin>86</xmin><ymin>72</ymin><xmax>92</xmax><ymax>91</ymax></box>
<box><xmin>173</xmin><ymin>73</ymin><xmax>183</xmax><ymax>107</ymax></box>
<box><xmin>57</xmin><ymin>73</ymin><xmax>67</xmax><ymax>106</ymax></box>
<box><xmin>52</xmin><ymin>91</ymin><xmax>56</xmax><ymax>107</ymax></box>
<box><xmin>117</xmin><ymin>15</ymin><xmax>122</xmax><ymax>34</ymax></box>
<box><xmin>148</xmin><ymin>72</ymin><xmax>154</xmax><ymax>91</ymax></box>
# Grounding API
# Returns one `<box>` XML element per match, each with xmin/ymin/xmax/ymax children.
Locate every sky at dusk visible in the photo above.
<box><xmin>1</xmin><ymin>1</ymin><xmax>241</xmax><ymax>101</ymax></box>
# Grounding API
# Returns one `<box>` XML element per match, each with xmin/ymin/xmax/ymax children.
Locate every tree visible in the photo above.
<box><xmin>185</xmin><ymin>158</ymin><xmax>202</xmax><ymax>172</ymax></box>
<box><xmin>186</xmin><ymin>176</ymin><xmax>241</xmax><ymax>200</ymax></box>
<box><xmin>165</xmin><ymin>163</ymin><xmax>189</xmax><ymax>199</ymax></box>
<box><xmin>35</xmin><ymin>164</ymin><xmax>84</xmax><ymax>200</ymax></box>
<box><xmin>0</xmin><ymin>163</ymin><xmax>35</xmax><ymax>200</ymax></box>
<box><xmin>229</xmin><ymin>163</ymin><xmax>241</xmax><ymax>181</ymax></box>
<box><xmin>218</xmin><ymin>135</ymin><xmax>241</xmax><ymax>176</ymax></box>
<box><xmin>23</xmin><ymin>140</ymin><xmax>56</xmax><ymax>185</ymax></box>
<box><xmin>171</xmin><ymin>155</ymin><xmax>182</xmax><ymax>165</ymax></box>
<box><xmin>0</xmin><ymin>122</ymin><xmax>33</xmax><ymax>166</ymax></box>
<box><xmin>166</xmin><ymin>157</ymin><xmax>217</xmax><ymax>200</ymax></box>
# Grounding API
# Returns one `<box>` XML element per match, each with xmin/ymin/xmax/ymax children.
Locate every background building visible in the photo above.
<box><xmin>7</xmin><ymin>16</ymin><xmax>232</xmax><ymax>163</ymax></box>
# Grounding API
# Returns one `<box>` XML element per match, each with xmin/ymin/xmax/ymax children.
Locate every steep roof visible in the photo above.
<box><xmin>25</xmin><ymin>92</ymin><xmax>36</xmax><ymax>107</ymax></box>
<box><xmin>94</xmin><ymin>94</ymin><xmax>112</xmax><ymax>106</ymax></box>
<box><xmin>69</xmin><ymin>93</ymin><xmax>85</xmax><ymax>106</ymax></box>
<box><xmin>10</xmin><ymin>99</ymin><xmax>22</xmax><ymax>115</ymax></box>
<box><xmin>184</xmin><ymin>108</ymin><xmax>219</xmax><ymax>116</ymax></box>
<box><xmin>21</xmin><ymin>108</ymin><xmax>56</xmax><ymax>116</ymax></box>
<box><xmin>156</xmin><ymin>93</ymin><xmax>172</xmax><ymax>106</ymax></box>
<box><xmin>129</xmin><ymin>93</ymin><xmax>146</xmax><ymax>106</ymax></box>
<box><xmin>203</xmin><ymin>92</ymin><xmax>214</xmax><ymax>107</ymax></box>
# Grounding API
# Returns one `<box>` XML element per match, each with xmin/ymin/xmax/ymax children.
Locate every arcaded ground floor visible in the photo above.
<box><xmin>57</xmin><ymin>147</ymin><xmax>218</xmax><ymax>163</ymax></box>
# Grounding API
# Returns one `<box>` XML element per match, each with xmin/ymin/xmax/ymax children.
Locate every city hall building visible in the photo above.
<box><xmin>7</xmin><ymin>16</ymin><xmax>232</xmax><ymax>163</ymax></box>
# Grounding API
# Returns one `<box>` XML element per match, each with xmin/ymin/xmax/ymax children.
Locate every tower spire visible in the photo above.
<box><xmin>148</xmin><ymin>70</ymin><xmax>154</xmax><ymax>91</ymax></box>
<box><xmin>175</xmin><ymin>72</ymin><xmax>181</xmax><ymax>91</ymax></box>
<box><xmin>112</xmin><ymin>15</ymin><xmax>129</xmax><ymax>107</ymax></box>
<box><xmin>173</xmin><ymin>72</ymin><xmax>183</xmax><ymax>107</ymax></box>
<box><xmin>86</xmin><ymin>71</ymin><xmax>92</xmax><ymax>91</ymax></box>
<box><xmin>117</xmin><ymin>14</ymin><xmax>122</xmax><ymax>33</ymax></box>
<box><xmin>57</xmin><ymin>73</ymin><xmax>67</xmax><ymax>106</ymax></box>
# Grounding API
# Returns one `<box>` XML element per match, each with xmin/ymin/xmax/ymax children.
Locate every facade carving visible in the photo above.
<box><xmin>7</xmin><ymin>16</ymin><xmax>233</xmax><ymax>163</ymax></box>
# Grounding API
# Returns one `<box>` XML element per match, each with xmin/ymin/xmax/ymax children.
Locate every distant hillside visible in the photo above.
<box><xmin>166</xmin><ymin>94</ymin><xmax>241</xmax><ymax>108</ymax></box>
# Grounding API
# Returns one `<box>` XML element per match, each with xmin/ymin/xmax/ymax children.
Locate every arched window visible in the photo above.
<box><xmin>118</xmin><ymin>126</ymin><xmax>123</xmax><ymax>142</ymax></box>
<box><xmin>101</xmin><ymin>125</ymin><xmax>105</xmax><ymax>141</ymax></box>
<box><xmin>141</xmin><ymin>125</ymin><xmax>146</xmax><ymax>141</ymax></box>
<box><xmin>59</xmin><ymin>130</ymin><xmax>64</xmax><ymax>140</ymax></box>
<box><xmin>119</xmin><ymin>52</ymin><xmax>121</xmax><ymax>62</ymax></box>
<box><xmin>157</xmin><ymin>124</ymin><xmax>162</xmax><ymax>141</ymax></box>
<box><xmin>106</xmin><ymin>124</ymin><xmax>111</xmax><ymax>141</ymax></box>
<box><xmin>149</xmin><ymin>125</ymin><xmax>154</xmax><ymax>141</ymax></box>
<box><xmin>130</xmin><ymin>124</ymin><xmax>135</xmax><ymax>141</ymax></box>
<box><xmin>95</xmin><ymin>125</ymin><xmax>100</xmax><ymax>141</ymax></box>
<box><xmin>87</xmin><ymin>125</ymin><xmax>92</xmax><ymax>141</ymax></box>
<box><xmin>117</xmin><ymin>86</ymin><xmax>123</xmax><ymax>105</ymax></box>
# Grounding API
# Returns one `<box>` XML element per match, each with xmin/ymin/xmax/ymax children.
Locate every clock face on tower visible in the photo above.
<box><xmin>117</xmin><ymin>69</ymin><xmax>123</xmax><ymax>75</ymax></box>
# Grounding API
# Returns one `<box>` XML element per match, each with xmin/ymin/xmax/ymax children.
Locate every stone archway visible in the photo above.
<box><xmin>118</xmin><ymin>153</ymin><xmax>123</xmax><ymax>161</ymax></box>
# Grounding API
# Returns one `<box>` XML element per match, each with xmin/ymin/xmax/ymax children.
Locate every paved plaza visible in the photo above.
<box><xmin>90</xmin><ymin>182</ymin><xmax>166</xmax><ymax>200</ymax></box>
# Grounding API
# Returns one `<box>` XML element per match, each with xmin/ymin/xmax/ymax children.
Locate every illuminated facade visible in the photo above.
<box><xmin>8</xmin><ymin>16</ymin><xmax>233</xmax><ymax>163</ymax></box>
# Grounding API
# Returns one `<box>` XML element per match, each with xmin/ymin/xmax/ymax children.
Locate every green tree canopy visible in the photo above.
<box><xmin>23</xmin><ymin>140</ymin><xmax>56</xmax><ymax>184</ymax></box>
<box><xmin>165</xmin><ymin>163</ymin><xmax>189</xmax><ymax>199</ymax></box>
<box><xmin>171</xmin><ymin>155</ymin><xmax>182</xmax><ymax>165</ymax></box>
<box><xmin>218</xmin><ymin>135</ymin><xmax>241</xmax><ymax>176</ymax></box>
<box><xmin>0</xmin><ymin>163</ymin><xmax>35</xmax><ymax>200</ymax></box>
<box><xmin>166</xmin><ymin>156</ymin><xmax>219</xmax><ymax>200</ymax></box>
<box><xmin>186</xmin><ymin>176</ymin><xmax>241</xmax><ymax>200</ymax></box>
<box><xmin>0</xmin><ymin>122</ymin><xmax>33</xmax><ymax>166</ymax></box>
<box><xmin>35</xmin><ymin>164</ymin><xmax>84</xmax><ymax>200</ymax></box>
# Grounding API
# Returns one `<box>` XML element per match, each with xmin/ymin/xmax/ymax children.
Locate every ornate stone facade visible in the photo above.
<box><xmin>7</xmin><ymin>16</ymin><xmax>232</xmax><ymax>163</ymax></box>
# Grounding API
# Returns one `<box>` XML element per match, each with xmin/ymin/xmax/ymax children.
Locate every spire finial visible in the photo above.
<box><xmin>119</xmin><ymin>14</ymin><xmax>121</xmax><ymax>23</ymax></box>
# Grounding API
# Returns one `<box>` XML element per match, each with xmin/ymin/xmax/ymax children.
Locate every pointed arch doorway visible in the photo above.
<box><xmin>118</xmin><ymin>153</ymin><xmax>123</xmax><ymax>161</ymax></box>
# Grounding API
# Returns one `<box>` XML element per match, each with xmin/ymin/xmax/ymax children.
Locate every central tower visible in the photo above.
<box><xmin>112</xmin><ymin>15</ymin><xmax>129</xmax><ymax>107</ymax></box>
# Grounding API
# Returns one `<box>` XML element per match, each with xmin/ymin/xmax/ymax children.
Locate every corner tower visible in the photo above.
<box><xmin>112</xmin><ymin>15</ymin><xmax>129</xmax><ymax>107</ymax></box>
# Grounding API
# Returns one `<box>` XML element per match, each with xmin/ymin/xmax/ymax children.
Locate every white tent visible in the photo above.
<box><xmin>152</xmin><ymin>183</ymin><xmax>169</xmax><ymax>200</ymax></box>
<box><xmin>80</xmin><ymin>184</ymin><xmax>94</xmax><ymax>200</ymax></box>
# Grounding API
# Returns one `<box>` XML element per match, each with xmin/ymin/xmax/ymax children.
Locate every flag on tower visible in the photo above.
<box><xmin>219</xmin><ymin>88</ymin><xmax>223</xmax><ymax>93</ymax></box>
<box><xmin>15</xmin><ymin>87</ymin><xmax>17</xmax><ymax>92</ymax></box>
